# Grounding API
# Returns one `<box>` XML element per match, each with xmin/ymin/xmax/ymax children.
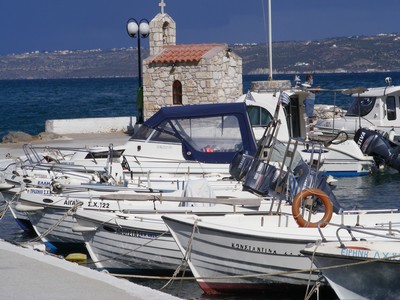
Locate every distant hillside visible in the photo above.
<box><xmin>1</xmin><ymin>33</ymin><xmax>399</xmax><ymax>80</ymax></box>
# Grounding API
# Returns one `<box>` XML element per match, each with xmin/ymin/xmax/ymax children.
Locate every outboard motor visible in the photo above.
<box><xmin>229</xmin><ymin>152</ymin><xmax>254</xmax><ymax>181</ymax></box>
<box><xmin>354</xmin><ymin>128</ymin><xmax>400</xmax><ymax>171</ymax></box>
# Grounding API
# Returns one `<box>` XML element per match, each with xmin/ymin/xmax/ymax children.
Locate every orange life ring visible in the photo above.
<box><xmin>291</xmin><ymin>188</ymin><xmax>333</xmax><ymax>228</ymax></box>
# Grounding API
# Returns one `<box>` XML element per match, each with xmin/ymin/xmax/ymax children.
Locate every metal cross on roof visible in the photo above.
<box><xmin>159</xmin><ymin>0</ymin><xmax>166</xmax><ymax>14</ymax></box>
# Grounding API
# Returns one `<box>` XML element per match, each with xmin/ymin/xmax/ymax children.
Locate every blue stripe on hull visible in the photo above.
<box><xmin>322</xmin><ymin>171</ymin><xmax>369</xmax><ymax>178</ymax></box>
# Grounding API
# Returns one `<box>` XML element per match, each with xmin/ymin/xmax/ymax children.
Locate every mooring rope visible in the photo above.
<box><xmin>110</xmin><ymin>246</ymin><xmax>400</xmax><ymax>283</ymax></box>
<box><xmin>159</xmin><ymin>219</ymin><xmax>199</xmax><ymax>291</ymax></box>
<box><xmin>0</xmin><ymin>188</ymin><xmax>26</xmax><ymax>221</ymax></box>
<box><xmin>83</xmin><ymin>227</ymin><xmax>171</xmax><ymax>267</ymax></box>
<box><xmin>24</xmin><ymin>201</ymin><xmax>84</xmax><ymax>244</ymax></box>
<box><xmin>304</xmin><ymin>240</ymin><xmax>322</xmax><ymax>300</ymax></box>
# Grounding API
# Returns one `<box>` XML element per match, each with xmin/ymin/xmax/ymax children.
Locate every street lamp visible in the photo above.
<box><xmin>126</xmin><ymin>18</ymin><xmax>150</xmax><ymax>124</ymax></box>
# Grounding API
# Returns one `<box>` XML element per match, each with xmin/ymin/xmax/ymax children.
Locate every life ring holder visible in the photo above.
<box><xmin>291</xmin><ymin>188</ymin><xmax>333</xmax><ymax>228</ymax></box>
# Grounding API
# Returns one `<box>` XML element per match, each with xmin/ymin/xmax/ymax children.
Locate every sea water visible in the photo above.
<box><xmin>1</xmin><ymin>72</ymin><xmax>400</xmax><ymax>299</ymax></box>
<box><xmin>1</xmin><ymin>72</ymin><xmax>400</xmax><ymax>140</ymax></box>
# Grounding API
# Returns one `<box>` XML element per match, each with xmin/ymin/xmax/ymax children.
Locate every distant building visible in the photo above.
<box><xmin>142</xmin><ymin>8</ymin><xmax>242</xmax><ymax>120</ymax></box>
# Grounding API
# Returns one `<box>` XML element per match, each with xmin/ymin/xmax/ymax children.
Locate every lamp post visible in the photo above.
<box><xmin>126</xmin><ymin>18</ymin><xmax>149</xmax><ymax>124</ymax></box>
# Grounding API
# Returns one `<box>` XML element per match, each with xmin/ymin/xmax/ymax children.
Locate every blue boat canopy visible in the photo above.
<box><xmin>131</xmin><ymin>103</ymin><xmax>258</xmax><ymax>164</ymax></box>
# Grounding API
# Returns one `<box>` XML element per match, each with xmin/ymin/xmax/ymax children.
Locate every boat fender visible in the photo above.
<box><xmin>65</xmin><ymin>253</ymin><xmax>87</xmax><ymax>263</ymax></box>
<box><xmin>291</xmin><ymin>188</ymin><xmax>333</xmax><ymax>228</ymax></box>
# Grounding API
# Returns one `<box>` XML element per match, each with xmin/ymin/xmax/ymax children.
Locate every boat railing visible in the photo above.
<box><xmin>269</xmin><ymin>137</ymin><xmax>327</xmax><ymax>214</ymax></box>
<box><xmin>316</xmin><ymin>222</ymin><xmax>400</xmax><ymax>244</ymax></box>
<box><xmin>20</xmin><ymin>143</ymin><xmax>120</xmax><ymax>177</ymax></box>
<box><xmin>237</xmin><ymin>106</ymin><xmax>329</xmax><ymax>217</ymax></box>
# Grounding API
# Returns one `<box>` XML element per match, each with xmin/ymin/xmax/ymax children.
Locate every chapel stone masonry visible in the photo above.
<box><xmin>142</xmin><ymin>10</ymin><xmax>242</xmax><ymax>120</ymax></box>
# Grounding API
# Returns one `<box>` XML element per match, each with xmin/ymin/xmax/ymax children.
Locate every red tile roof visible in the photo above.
<box><xmin>149</xmin><ymin>44</ymin><xmax>225</xmax><ymax>63</ymax></box>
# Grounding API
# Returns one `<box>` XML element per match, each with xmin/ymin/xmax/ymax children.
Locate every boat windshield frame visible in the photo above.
<box><xmin>345</xmin><ymin>96</ymin><xmax>376</xmax><ymax>117</ymax></box>
<box><xmin>129</xmin><ymin>102</ymin><xmax>257</xmax><ymax>164</ymax></box>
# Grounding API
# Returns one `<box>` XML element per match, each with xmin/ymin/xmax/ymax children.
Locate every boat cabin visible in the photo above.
<box><xmin>126</xmin><ymin>102</ymin><xmax>258</xmax><ymax>164</ymax></box>
<box><xmin>238</xmin><ymin>91</ymin><xmax>310</xmax><ymax>141</ymax></box>
<box><xmin>315</xmin><ymin>81</ymin><xmax>400</xmax><ymax>141</ymax></box>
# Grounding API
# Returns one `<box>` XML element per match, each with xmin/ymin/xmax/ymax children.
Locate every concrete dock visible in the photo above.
<box><xmin>0</xmin><ymin>240</ymin><xmax>180</xmax><ymax>300</ymax></box>
<box><xmin>0</xmin><ymin>130</ymin><xmax>183</xmax><ymax>300</ymax></box>
<box><xmin>0</xmin><ymin>131</ymin><xmax>131</xmax><ymax>158</ymax></box>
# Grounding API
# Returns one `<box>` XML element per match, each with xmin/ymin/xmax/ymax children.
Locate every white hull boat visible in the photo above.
<box><xmin>302</xmin><ymin>233</ymin><xmax>400</xmax><ymax>300</ymax></box>
<box><xmin>12</xmin><ymin>102</ymin><xmax>258</xmax><ymax>179</ymax></box>
<box><xmin>13</xmin><ymin>178</ymin><xmax>262</xmax><ymax>250</ymax></box>
<box><xmin>72</xmin><ymin>195</ymin><xmax>292</xmax><ymax>274</ymax></box>
<box><xmin>162</xmin><ymin>208</ymin><xmax>400</xmax><ymax>294</ymax></box>
<box><xmin>238</xmin><ymin>91</ymin><xmax>375</xmax><ymax>177</ymax></box>
<box><xmin>315</xmin><ymin>79</ymin><xmax>400</xmax><ymax>141</ymax></box>
<box><xmin>73</xmin><ymin>210</ymin><xmax>182</xmax><ymax>273</ymax></box>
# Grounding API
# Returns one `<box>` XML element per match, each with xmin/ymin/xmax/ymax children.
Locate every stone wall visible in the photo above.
<box><xmin>149</xmin><ymin>14</ymin><xmax>176</xmax><ymax>56</ymax></box>
<box><xmin>142</xmin><ymin>47</ymin><xmax>243</xmax><ymax>120</ymax></box>
<box><xmin>251</xmin><ymin>80</ymin><xmax>292</xmax><ymax>93</ymax></box>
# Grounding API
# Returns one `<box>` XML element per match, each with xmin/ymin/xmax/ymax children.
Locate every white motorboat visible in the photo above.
<box><xmin>162</xmin><ymin>207</ymin><xmax>400</xmax><ymax>294</ymax></box>
<box><xmin>33</xmin><ymin>102</ymin><xmax>258</xmax><ymax>178</ymax></box>
<box><xmin>72</xmin><ymin>190</ymin><xmax>266</xmax><ymax>274</ymax></box>
<box><xmin>315</xmin><ymin>78</ymin><xmax>400</xmax><ymax>142</ymax></box>
<box><xmin>238</xmin><ymin>91</ymin><xmax>376</xmax><ymax>177</ymax></box>
<box><xmin>0</xmin><ymin>102</ymin><xmax>258</xmax><ymax>232</ymax></box>
<box><xmin>30</xmin><ymin>125</ymin><xmax>329</xmax><ymax>263</ymax></box>
<box><xmin>301</xmin><ymin>226</ymin><xmax>400</xmax><ymax>300</ymax></box>
<box><xmin>0</xmin><ymin>165</ymin><xmax>105</xmax><ymax>232</ymax></box>
<box><xmin>0</xmin><ymin>102</ymin><xmax>258</xmax><ymax>197</ymax></box>
<box><xmin>12</xmin><ymin>177</ymin><xmax>259</xmax><ymax>250</ymax></box>
<box><xmin>71</xmin><ymin>139</ymin><xmax>320</xmax><ymax>273</ymax></box>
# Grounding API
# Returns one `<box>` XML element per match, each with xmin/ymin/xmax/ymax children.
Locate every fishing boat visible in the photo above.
<box><xmin>301</xmin><ymin>226</ymin><xmax>400</xmax><ymax>300</ymax></box>
<box><xmin>0</xmin><ymin>102</ymin><xmax>257</xmax><ymax>195</ymax></box>
<box><xmin>162</xmin><ymin>208</ymin><xmax>400</xmax><ymax>295</ymax></box>
<box><xmin>72</xmin><ymin>190</ymin><xmax>265</xmax><ymax>274</ymax></box>
<box><xmin>160</xmin><ymin>139</ymin><xmax>398</xmax><ymax>294</ymax></box>
<box><xmin>11</xmin><ymin>176</ymin><xmax>246</xmax><ymax>250</ymax></box>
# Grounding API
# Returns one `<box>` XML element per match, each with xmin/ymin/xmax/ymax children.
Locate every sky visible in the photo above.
<box><xmin>1</xmin><ymin>0</ymin><xmax>399</xmax><ymax>55</ymax></box>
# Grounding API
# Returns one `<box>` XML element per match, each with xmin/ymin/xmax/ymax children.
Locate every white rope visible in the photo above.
<box><xmin>86</xmin><ymin>228</ymin><xmax>170</xmax><ymax>266</ymax></box>
<box><xmin>304</xmin><ymin>240</ymin><xmax>322</xmax><ymax>300</ymax></box>
<box><xmin>112</xmin><ymin>247</ymin><xmax>400</xmax><ymax>282</ymax></box>
<box><xmin>160</xmin><ymin>219</ymin><xmax>199</xmax><ymax>290</ymax></box>
<box><xmin>0</xmin><ymin>188</ymin><xmax>26</xmax><ymax>221</ymax></box>
<box><xmin>25</xmin><ymin>201</ymin><xmax>83</xmax><ymax>243</ymax></box>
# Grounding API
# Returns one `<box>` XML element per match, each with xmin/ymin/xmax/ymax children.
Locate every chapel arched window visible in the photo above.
<box><xmin>173</xmin><ymin>80</ymin><xmax>182</xmax><ymax>105</ymax></box>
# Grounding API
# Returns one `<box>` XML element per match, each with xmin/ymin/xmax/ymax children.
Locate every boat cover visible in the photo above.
<box><xmin>137</xmin><ymin>103</ymin><xmax>257</xmax><ymax>164</ymax></box>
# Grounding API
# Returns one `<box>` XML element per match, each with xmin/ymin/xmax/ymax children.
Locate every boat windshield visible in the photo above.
<box><xmin>130</xmin><ymin>124</ymin><xmax>180</xmax><ymax>143</ymax></box>
<box><xmin>131</xmin><ymin>116</ymin><xmax>243</xmax><ymax>150</ymax></box>
<box><xmin>345</xmin><ymin>97</ymin><xmax>376</xmax><ymax>117</ymax></box>
<box><xmin>170</xmin><ymin>115</ymin><xmax>244</xmax><ymax>153</ymax></box>
<box><xmin>247</xmin><ymin>105</ymin><xmax>273</xmax><ymax>127</ymax></box>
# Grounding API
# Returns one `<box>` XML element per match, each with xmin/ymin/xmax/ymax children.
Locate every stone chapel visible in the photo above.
<box><xmin>142</xmin><ymin>5</ymin><xmax>243</xmax><ymax>120</ymax></box>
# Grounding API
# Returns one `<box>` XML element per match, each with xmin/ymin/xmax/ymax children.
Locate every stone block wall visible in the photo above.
<box><xmin>142</xmin><ymin>47</ymin><xmax>242</xmax><ymax>120</ymax></box>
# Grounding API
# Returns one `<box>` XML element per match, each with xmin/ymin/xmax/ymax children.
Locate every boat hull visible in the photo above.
<box><xmin>163</xmin><ymin>212</ymin><xmax>400</xmax><ymax>294</ymax></box>
<box><xmin>74</xmin><ymin>212</ymin><xmax>182</xmax><ymax>274</ymax></box>
<box><xmin>302</xmin><ymin>240</ymin><xmax>400</xmax><ymax>300</ymax></box>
